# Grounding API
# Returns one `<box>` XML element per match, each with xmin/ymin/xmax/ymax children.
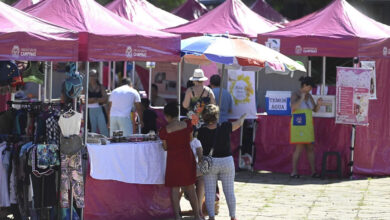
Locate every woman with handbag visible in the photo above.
<box><xmin>197</xmin><ymin>104</ymin><xmax>246</xmax><ymax>220</ymax></box>
<box><xmin>159</xmin><ymin>102</ymin><xmax>203</xmax><ymax>220</ymax></box>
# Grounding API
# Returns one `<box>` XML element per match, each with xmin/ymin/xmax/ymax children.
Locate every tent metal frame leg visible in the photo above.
<box><xmin>349</xmin><ymin>58</ymin><xmax>360</xmax><ymax>178</ymax></box>
<box><xmin>250</xmin><ymin>120</ymin><xmax>257</xmax><ymax>172</ymax></box>
<box><xmin>177</xmin><ymin>59</ymin><xmax>182</xmax><ymax>121</ymax></box>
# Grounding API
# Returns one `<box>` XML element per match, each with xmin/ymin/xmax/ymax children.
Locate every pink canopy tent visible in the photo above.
<box><xmin>24</xmin><ymin>0</ymin><xmax>181</xmax><ymax>62</ymax></box>
<box><xmin>172</xmin><ymin>0</ymin><xmax>208</xmax><ymax>21</ymax></box>
<box><xmin>258</xmin><ymin>0</ymin><xmax>390</xmax><ymax>58</ymax></box>
<box><xmin>0</xmin><ymin>1</ymin><xmax>78</xmax><ymax>61</ymax></box>
<box><xmin>12</xmin><ymin>0</ymin><xmax>39</xmax><ymax>10</ymax></box>
<box><xmin>257</xmin><ymin>0</ymin><xmax>390</xmax><ymax>177</ymax></box>
<box><xmin>106</xmin><ymin>0</ymin><xmax>187</xmax><ymax>30</ymax></box>
<box><xmin>250</xmin><ymin>0</ymin><xmax>288</xmax><ymax>24</ymax></box>
<box><xmin>165</xmin><ymin>0</ymin><xmax>279</xmax><ymax>39</ymax></box>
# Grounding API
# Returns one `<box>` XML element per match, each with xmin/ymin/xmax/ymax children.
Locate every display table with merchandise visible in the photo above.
<box><xmin>84</xmin><ymin>141</ymin><xmax>174</xmax><ymax>220</ymax></box>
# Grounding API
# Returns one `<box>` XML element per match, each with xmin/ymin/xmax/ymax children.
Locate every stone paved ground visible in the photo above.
<box><xmin>180</xmin><ymin>171</ymin><xmax>390</xmax><ymax>220</ymax></box>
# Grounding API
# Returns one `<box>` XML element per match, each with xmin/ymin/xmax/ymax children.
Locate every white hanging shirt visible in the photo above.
<box><xmin>58</xmin><ymin>111</ymin><xmax>82</xmax><ymax>137</ymax></box>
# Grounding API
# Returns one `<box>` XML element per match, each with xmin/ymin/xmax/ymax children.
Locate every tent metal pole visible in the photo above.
<box><xmin>44</xmin><ymin>62</ymin><xmax>47</xmax><ymax>101</ymax></box>
<box><xmin>108</xmin><ymin>62</ymin><xmax>111</xmax><ymax>90</ymax></box>
<box><xmin>350</xmin><ymin>58</ymin><xmax>359</xmax><ymax>178</ymax></box>
<box><xmin>99</xmin><ymin>62</ymin><xmax>103</xmax><ymax>84</ymax></box>
<box><xmin>112</xmin><ymin>61</ymin><xmax>116</xmax><ymax>90</ymax></box>
<box><xmin>321</xmin><ymin>56</ymin><xmax>326</xmax><ymax>95</ymax></box>
<box><xmin>251</xmin><ymin>120</ymin><xmax>257</xmax><ymax>172</ymax></box>
<box><xmin>38</xmin><ymin>85</ymin><xmax>41</xmax><ymax>101</ymax></box>
<box><xmin>132</xmin><ymin>61</ymin><xmax>136</xmax><ymax>85</ymax></box>
<box><xmin>149</xmin><ymin>66</ymin><xmax>152</xmax><ymax>100</ymax></box>
<box><xmin>308</xmin><ymin>57</ymin><xmax>312</xmax><ymax>77</ymax></box>
<box><xmin>124</xmin><ymin>61</ymin><xmax>127</xmax><ymax>78</ymax></box>
<box><xmin>49</xmin><ymin>62</ymin><xmax>53</xmax><ymax>102</ymax></box>
<box><xmin>178</xmin><ymin>59</ymin><xmax>182</xmax><ymax>121</ymax></box>
<box><xmin>84</xmin><ymin>62</ymin><xmax>90</xmax><ymax>145</ymax></box>
<box><xmin>80</xmin><ymin>61</ymin><xmax>89</xmax><ymax>220</ymax></box>
<box><xmin>238</xmin><ymin>123</ymin><xmax>243</xmax><ymax>170</ymax></box>
<box><xmin>218</xmin><ymin>64</ymin><xmax>225</xmax><ymax>107</ymax></box>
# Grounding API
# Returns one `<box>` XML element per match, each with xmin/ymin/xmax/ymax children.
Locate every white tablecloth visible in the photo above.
<box><xmin>87</xmin><ymin>141</ymin><xmax>166</xmax><ymax>184</ymax></box>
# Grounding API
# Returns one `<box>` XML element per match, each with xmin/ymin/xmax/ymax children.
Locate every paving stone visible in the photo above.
<box><xmin>179</xmin><ymin>171</ymin><xmax>390</xmax><ymax>220</ymax></box>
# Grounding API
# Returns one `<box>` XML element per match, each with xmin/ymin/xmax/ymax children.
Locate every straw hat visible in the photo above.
<box><xmin>189</xmin><ymin>69</ymin><xmax>208</xmax><ymax>81</ymax></box>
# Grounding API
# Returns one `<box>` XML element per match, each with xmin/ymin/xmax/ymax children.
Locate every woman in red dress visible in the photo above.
<box><xmin>159</xmin><ymin>102</ymin><xmax>202</xmax><ymax>220</ymax></box>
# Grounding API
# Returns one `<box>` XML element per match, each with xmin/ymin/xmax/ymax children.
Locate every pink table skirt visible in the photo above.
<box><xmin>252</xmin><ymin>116</ymin><xmax>352</xmax><ymax>176</ymax></box>
<box><xmin>84</xmin><ymin>173</ymin><xmax>174</xmax><ymax>220</ymax></box>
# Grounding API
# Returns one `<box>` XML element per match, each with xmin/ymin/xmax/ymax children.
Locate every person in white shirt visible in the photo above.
<box><xmin>108</xmin><ymin>78</ymin><xmax>142</xmax><ymax>137</ymax></box>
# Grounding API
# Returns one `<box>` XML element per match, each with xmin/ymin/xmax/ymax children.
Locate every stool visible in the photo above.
<box><xmin>321</xmin><ymin>151</ymin><xmax>342</xmax><ymax>179</ymax></box>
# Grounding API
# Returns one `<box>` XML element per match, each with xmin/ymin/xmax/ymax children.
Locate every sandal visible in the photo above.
<box><xmin>290</xmin><ymin>174</ymin><xmax>300</xmax><ymax>179</ymax></box>
<box><xmin>311</xmin><ymin>173</ymin><xmax>321</xmax><ymax>178</ymax></box>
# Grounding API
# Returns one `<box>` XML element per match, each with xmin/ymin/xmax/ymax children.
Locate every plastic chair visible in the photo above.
<box><xmin>321</xmin><ymin>151</ymin><xmax>342</xmax><ymax>179</ymax></box>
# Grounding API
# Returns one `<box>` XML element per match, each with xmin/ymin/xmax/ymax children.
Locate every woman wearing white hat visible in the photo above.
<box><xmin>182</xmin><ymin>69</ymin><xmax>215</xmax><ymax>218</ymax></box>
<box><xmin>183</xmin><ymin>69</ymin><xmax>216</xmax><ymax>128</ymax></box>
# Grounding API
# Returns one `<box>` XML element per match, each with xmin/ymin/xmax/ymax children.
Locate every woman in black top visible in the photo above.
<box><xmin>87</xmin><ymin>69</ymin><xmax>109</xmax><ymax>136</ymax></box>
<box><xmin>197</xmin><ymin>104</ymin><xmax>246</xmax><ymax>220</ymax></box>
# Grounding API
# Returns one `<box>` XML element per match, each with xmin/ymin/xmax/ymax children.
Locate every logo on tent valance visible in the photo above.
<box><xmin>126</xmin><ymin>46</ymin><xmax>133</xmax><ymax>58</ymax></box>
<box><xmin>126</xmin><ymin>46</ymin><xmax>147</xmax><ymax>58</ymax></box>
<box><xmin>383</xmin><ymin>47</ymin><xmax>390</xmax><ymax>57</ymax></box>
<box><xmin>295</xmin><ymin>45</ymin><xmax>318</xmax><ymax>55</ymax></box>
<box><xmin>12</xmin><ymin>45</ymin><xmax>37</xmax><ymax>57</ymax></box>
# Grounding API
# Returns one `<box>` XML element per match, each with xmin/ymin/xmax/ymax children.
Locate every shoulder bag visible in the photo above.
<box><xmin>199</xmin><ymin>125</ymin><xmax>219</xmax><ymax>175</ymax></box>
<box><xmin>60</xmin><ymin>134</ymin><xmax>83</xmax><ymax>155</ymax></box>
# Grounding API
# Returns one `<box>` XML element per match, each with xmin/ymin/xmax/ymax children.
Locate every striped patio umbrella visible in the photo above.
<box><xmin>181</xmin><ymin>34</ymin><xmax>306</xmax><ymax>72</ymax></box>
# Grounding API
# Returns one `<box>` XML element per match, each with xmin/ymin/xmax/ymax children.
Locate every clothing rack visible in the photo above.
<box><xmin>3</xmin><ymin>101</ymin><xmax>66</xmax><ymax>220</ymax></box>
<box><xmin>7</xmin><ymin>100</ymin><xmax>63</xmax><ymax>107</ymax></box>
<box><xmin>0</xmin><ymin>134</ymin><xmax>33</xmax><ymax>143</ymax></box>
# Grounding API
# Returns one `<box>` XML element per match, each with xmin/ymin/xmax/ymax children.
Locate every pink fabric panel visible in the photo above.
<box><xmin>107</xmin><ymin>0</ymin><xmax>187</xmax><ymax>30</ymax></box>
<box><xmin>250</xmin><ymin>0</ymin><xmax>288</xmax><ymax>24</ymax></box>
<box><xmin>85</xmin><ymin>174</ymin><xmax>174</xmax><ymax>220</ymax></box>
<box><xmin>253</xmin><ymin>116</ymin><xmax>352</xmax><ymax>176</ymax></box>
<box><xmin>258</xmin><ymin>0</ymin><xmax>390</xmax><ymax>58</ymax></box>
<box><xmin>12</xmin><ymin>0</ymin><xmax>35</xmax><ymax>10</ymax></box>
<box><xmin>172</xmin><ymin>0</ymin><xmax>208</xmax><ymax>21</ymax></box>
<box><xmin>24</xmin><ymin>0</ymin><xmax>180</xmax><ymax>62</ymax></box>
<box><xmin>354</xmin><ymin>59</ymin><xmax>390</xmax><ymax>176</ymax></box>
<box><xmin>0</xmin><ymin>2</ymin><xmax>78</xmax><ymax>61</ymax></box>
<box><xmin>165</xmin><ymin>0</ymin><xmax>278</xmax><ymax>39</ymax></box>
<box><xmin>230</xmin><ymin>128</ymin><xmax>241</xmax><ymax>167</ymax></box>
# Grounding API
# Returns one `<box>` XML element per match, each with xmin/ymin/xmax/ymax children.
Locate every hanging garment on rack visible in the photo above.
<box><xmin>0</xmin><ymin>110</ymin><xmax>15</xmax><ymax>134</ymax></box>
<box><xmin>2</xmin><ymin>144</ymin><xmax>11</xmax><ymax>171</ymax></box>
<box><xmin>0</xmin><ymin>143</ymin><xmax>10</xmax><ymax>207</ymax></box>
<box><xmin>18</xmin><ymin>144</ymin><xmax>34</xmax><ymax>219</ymax></box>
<box><xmin>28</xmin><ymin>146</ymin><xmax>58</xmax><ymax>208</ymax></box>
<box><xmin>60</xmin><ymin>152</ymin><xmax>84</xmax><ymax>209</ymax></box>
<box><xmin>46</xmin><ymin>110</ymin><xmax>61</xmax><ymax>145</ymax></box>
<box><xmin>36</xmin><ymin>144</ymin><xmax>59</xmax><ymax>169</ymax></box>
<box><xmin>58</xmin><ymin>111</ymin><xmax>82</xmax><ymax>137</ymax></box>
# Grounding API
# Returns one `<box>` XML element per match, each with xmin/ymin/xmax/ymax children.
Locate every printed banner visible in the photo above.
<box><xmin>360</xmin><ymin>61</ymin><xmax>377</xmax><ymax>100</ymax></box>
<box><xmin>228</xmin><ymin>69</ymin><xmax>257</xmax><ymax>119</ymax></box>
<box><xmin>152</xmin><ymin>62</ymin><xmax>178</xmax><ymax>99</ymax></box>
<box><xmin>336</xmin><ymin>67</ymin><xmax>371</xmax><ymax>126</ymax></box>
<box><xmin>312</xmin><ymin>95</ymin><xmax>336</xmax><ymax>118</ymax></box>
